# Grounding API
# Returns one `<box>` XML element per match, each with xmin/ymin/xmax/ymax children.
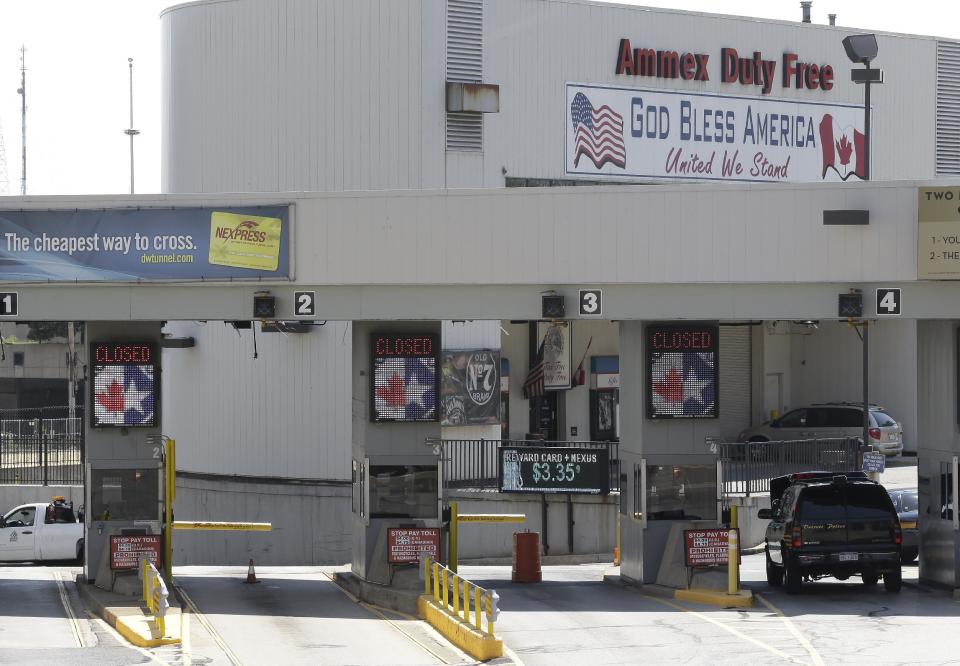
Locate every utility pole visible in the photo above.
<box><xmin>17</xmin><ymin>46</ymin><xmax>26</xmax><ymax>195</ymax></box>
<box><xmin>124</xmin><ymin>57</ymin><xmax>140</xmax><ymax>194</ymax></box>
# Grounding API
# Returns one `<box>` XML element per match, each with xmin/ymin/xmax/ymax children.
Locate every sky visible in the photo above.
<box><xmin>0</xmin><ymin>0</ymin><xmax>957</xmax><ymax>197</ymax></box>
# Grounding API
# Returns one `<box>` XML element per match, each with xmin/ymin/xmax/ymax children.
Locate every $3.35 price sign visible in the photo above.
<box><xmin>531</xmin><ymin>461</ymin><xmax>581</xmax><ymax>483</ymax></box>
<box><xmin>498</xmin><ymin>445</ymin><xmax>610</xmax><ymax>495</ymax></box>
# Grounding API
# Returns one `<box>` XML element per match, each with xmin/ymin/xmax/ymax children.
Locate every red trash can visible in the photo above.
<box><xmin>512</xmin><ymin>531</ymin><xmax>542</xmax><ymax>583</ymax></box>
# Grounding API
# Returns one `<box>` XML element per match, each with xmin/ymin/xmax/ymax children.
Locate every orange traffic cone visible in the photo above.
<box><xmin>245</xmin><ymin>558</ymin><xmax>259</xmax><ymax>584</ymax></box>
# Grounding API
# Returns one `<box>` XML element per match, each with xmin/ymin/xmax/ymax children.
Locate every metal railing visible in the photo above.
<box><xmin>713</xmin><ymin>437</ymin><xmax>862</xmax><ymax>497</ymax></box>
<box><xmin>422</xmin><ymin>554</ymin><xmax>499</xmax><ymax>638</ymax></box>
<box><xmin>436</xmin><ymin>438</ymin><xmax>620</xmax><ymax>492</ymax></box>
<box><xmin>140</xmin><ymin>558</ymin><xmax>170</xmax><ymax>638</ymax></box>
<box><xmin>0</xmin><ymin>407</ymin><xmax>84</xmax><ymax>485</ymax></box>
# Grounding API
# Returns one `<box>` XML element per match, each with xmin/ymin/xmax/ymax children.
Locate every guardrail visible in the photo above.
<box><xmin>140</xmin><ymin>558</ymin><xmax>170</xmax><ymax>637</ymax></box>
<box><xmin>419</xmin><ymin>554</ymin><xmax>502</xmax><ymax>660</ymax></box>
<box><xmin>434</xmin><ymin>438</ymin><xmax>620</xmax><ymax>492</ymax></box>
<box><xmin>712</xmin><ymin>437</ymin><xmax>862</xmax><ymax>497</ymax></box>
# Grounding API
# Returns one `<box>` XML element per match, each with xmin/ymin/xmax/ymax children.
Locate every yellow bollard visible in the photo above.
<box><xmin>450</xmin><ymin>501</ymin><xmax>458</xmax><ymax>574</ymax></box>
<box><xmin>486</xmin><ymin>592</ymin><xmax>494</xmax><ymax>636</ymax></box>
<box><xmin>462</xmin><ymin>580</ymin><xmax>470</xmax><ymax>621</ymax></box>
<box><xmin>453</xmin><ymin>575</ymin><xmax>460</xmax><ymax>615</ymax></box>
<box><xmin>474</xmin><ymin>585</ymin><xmax>482</xmax><ymax>630</ymax></box>
<box><xmin>442</xmin><ymin>568</ymin><xmax>449</xmax><ymax>610</ymax></box>
<box><xmin>728</xmin><ymin>508</ymin><xmax>739</xmax><ymax>595</ymax></box>
<box><xmin>433</xmin><ymin>562</ymin><xmax>440</xmax><ymax>602</ymax></box>
<box><xmin>424</xmin><ymin>557</ymin><xmax>431</xmax><ymax>595</ymax></box>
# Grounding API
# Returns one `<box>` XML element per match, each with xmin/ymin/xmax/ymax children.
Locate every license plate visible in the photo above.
<box><xmin>888</xmin><ymin>433</ymin><xmax>898</xmax><ymax>441</ymax></box>
<box><xmin>838</xmin><ymin>552</ymin><xmax>858</xmax><ymax>562</ymax></box>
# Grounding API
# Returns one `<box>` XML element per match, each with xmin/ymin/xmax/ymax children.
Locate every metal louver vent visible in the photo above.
<box><xmin>937</xmin><ymin>41</ymin><xmax>960</xmax><ymax>175</ymax></box>
<box><xmin>447</xmin><ymin>0</ymin><xmax>483</xmax><ymax>151</ymax></box>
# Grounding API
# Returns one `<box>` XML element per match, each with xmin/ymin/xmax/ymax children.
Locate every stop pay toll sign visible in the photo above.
<box><xmin>683</xmin><ymin>528</ymin><xmax>739</xmax><ymax>567</ymax></box>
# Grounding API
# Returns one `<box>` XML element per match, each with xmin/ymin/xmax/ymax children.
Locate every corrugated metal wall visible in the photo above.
<box><xmin>161</xmin><ymin>0</ymin><xmax>447</xmax><ymax>193</ymax></box>
<box><xmin>161</xmin><ymin>321</ymin><xmax>353</xmax><ymax>479</ymax></box>
<box><xmin>790</xmin><ymin>319</ymin><xmax>919</xmax><ymax>453</ymax></box>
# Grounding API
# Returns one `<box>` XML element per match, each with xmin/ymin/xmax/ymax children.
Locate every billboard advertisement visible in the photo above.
<box><xmin>441</xmin><ymin>349</ymin><xmax>501</xmax><ymax>426</ymax></box>
<box><xmin>566</xmin><ymin>83</ymin><xmax>865</xmax><ymax>183</ymax></box>
<box><xmin>0</xmin><ymin>206</ymin><xmax>290</xmax><ymax>281</ymax></box>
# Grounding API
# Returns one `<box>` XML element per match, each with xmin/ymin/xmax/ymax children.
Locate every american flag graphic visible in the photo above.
<box><xmin>571</xmin><ymin>92</ymin><xmax>626</xmax><ymax>170</ymax></box>
<box><xmin>650</xmin><ymin>352</ymin><xmax>716</xmax><ymax>418</ymax></box>
<box><xmin>374</xmin><ymin>357</ymin><xmax>437</xmax><ymax>421</ymax></box>
<box><xmin>94</xmin><ymin>365</ymin><xmax>156</xmax><ymax>426</ymax></box>
<box><xmin>522</xmin><ymin>341</ymin><xmax>545</xmax><ymax>400</ymax></box>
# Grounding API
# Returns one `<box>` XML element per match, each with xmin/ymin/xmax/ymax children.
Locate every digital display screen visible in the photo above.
<box><xmin>647</xmin><ymin>325</ymin><xmax>718</xmax><ymax>419</ymax></box>
<box><xmin>371</xmin><ymin>334</ymin><xmax>439</xmax><ymax>422</ymax></box>
<box><xmin>499</xmin><ymin>446</ymin><xmax>610</xmax><ymax>495</ymax></box>
<box><xmin>92</xmin><ymin>342</ymin><xmax>158</xmax><ymax>427</ymax></box>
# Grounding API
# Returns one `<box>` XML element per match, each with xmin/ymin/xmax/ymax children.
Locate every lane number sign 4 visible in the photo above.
<box><xmin>0</xmin><ymin>292</ymin><xmax>18</xmax><ymax>317</ymax></box>
<box><xmin>579</xmin><ymin>289</ymin><xmax>602</xmax><ymax>317</ymax></box>
<box><xmin>876</xmin><ymin>288</ymin><xmax>901</xmax><ymax>316</ymax></box>
<box><xmin>294</xmin><ymin>291</ymin><xmax>316</xmax><ymax>318</ymax></box>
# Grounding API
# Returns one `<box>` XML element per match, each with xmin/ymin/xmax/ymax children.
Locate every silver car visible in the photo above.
<box><xmin>737</xmin><ymin>403</ymin><xmax>903</xmax><ymax>456</ymax></box>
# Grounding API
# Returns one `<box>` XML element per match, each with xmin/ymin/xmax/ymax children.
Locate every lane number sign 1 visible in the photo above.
<box><xmin>0</xmin><ymin>292</ymin><xmax>18</xmax><ymax>317</ymax></box>
<box><xmin>876</xmin><ymin>288</ymin><xmax>901</xmax><ymax>316</ymax></box>
<box><xmin>294</xmin><ymin>291</ymin><xmax>316</xmax><ymax>317</ymax></box>
<box><xmin>579</xmin><ymin>289</ymin><xmax>602</xmax><ymax>317</ymax></box>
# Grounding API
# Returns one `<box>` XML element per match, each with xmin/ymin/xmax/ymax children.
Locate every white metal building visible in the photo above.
<box><xmin>158</xmin><ymin>0</ymin><xmax>960</xmax><ymax>565</ymax></box>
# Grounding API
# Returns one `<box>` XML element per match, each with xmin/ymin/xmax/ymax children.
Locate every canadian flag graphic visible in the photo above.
<box><xmin>819</xmin><ymin>114</ymin><xmax>865</xmax><ymax>181</ymax></box>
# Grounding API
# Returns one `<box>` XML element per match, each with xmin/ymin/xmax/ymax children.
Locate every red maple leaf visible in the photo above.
<box><xmin>653</xmin><ymin>368</ymin><xmax>683</xmax><ymax>403</ymax></box>
<box><xmin>96</xmin><ymin>382</ymin><xmax>125</xmax><ymax>412</ymax></box>
<box><xmin>375</xmin><ymin>374</ymin><xmax>406</xmax><ymax>407</ymax></box>
<box><xmin>836</xmin><ymin>135</ymin><xmax>853</xmax><ymax>166</ymax></box>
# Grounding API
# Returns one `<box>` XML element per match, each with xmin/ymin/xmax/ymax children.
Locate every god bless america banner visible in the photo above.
<box><xmin>566</xmin><ymin>83</ymin><xmax>865</xmax><ymax>183</ymax></box>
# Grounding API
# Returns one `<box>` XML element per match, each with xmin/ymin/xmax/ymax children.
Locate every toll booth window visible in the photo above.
<box><xmin>90</xmin><ymin>468</ymin><xmax>159</xmax><ymax>521</ymax></box>
<box><xmin>941</xmin><ymin>462</ymin><xmax>954</xmax><ymax>521</ymax></box>
<box><xmin>368</xmin><ymin>465</ymin><xmax>438</xmax><ymax>519</ymax></box>
<box><xmin>352</xmin><ymin>460</ymin><xmax>365</xmax><ymax>517</ymax></box>
<box><xmin>645</xmin><ymin>464</ymin><xmax>717</xmax><ymax>521</ymax></box>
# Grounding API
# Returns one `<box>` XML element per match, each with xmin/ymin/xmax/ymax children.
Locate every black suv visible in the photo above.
<box><xmin>759</xmin><ymin>471</ymin><xmax>902</xmax><ymax>594</ymax></box>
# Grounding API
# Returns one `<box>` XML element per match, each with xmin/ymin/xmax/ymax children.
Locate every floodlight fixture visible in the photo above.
<box><xmin>842</xmin><ymin>34</ymin><xmax>878</xmax><ymax>65</ymax></box>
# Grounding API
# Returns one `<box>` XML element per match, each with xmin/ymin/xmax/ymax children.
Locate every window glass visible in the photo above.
<box><xmin>778</xmin><ymin>489</ymin><xmax>795</xmax><ymax>520</ymax></box>
<box><xmin>834</xmin><ymin>408</ymin><xmax>864</xmax><ymax>428</ymax></box>
<box><xmin>805</xmin><ymin>408</ymin><xmax>833</xmax><ymax>427</ymax></box>
<box><xmin>4</xmin><ymin>506</ymin><xmax>36</xmax><ymax>527</ymax></box>
<box><xmin>797</xmin><ymin>486</ymin><xmax>843</xmax><ymax>521</ymax></box>
<box><xmin>90</xmin><ymin>468</ymin><xmax>159</xmax><ymax>521</ymax></box>
<box><xmin>368</xmin><ymin>465</ymin><xmax>438</xmax><ymax>519</ymax></box>
<box><xmin>871</xmin><ymin>411</ymin><xmax>897</xmax><ymax>427</ymax></box>
<box><xmin>645</xmin><ymin>464</ymin><xmax>716</xmax><ymax>521</ymax></box>
<box><xmin>845</xmin><ymin>486</ymin><xmax>896</xmax><ymax>520</ymax></box>
<box><xmin>899</xmin><ymin>491</ymin><xmax>918</xmax><ymax>513</ymax></box>
<box><xmin>777</xmin><ymin>409</ymin><xmax>806</xmax><ymax>428</ymax></box>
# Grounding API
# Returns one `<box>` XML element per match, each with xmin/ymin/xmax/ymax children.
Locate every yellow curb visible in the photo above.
<box><xmin>417</xmin><ymin>594</ymin><xmax>503</xmax><ymax>661</ymax></box>
<box><xmin>102</xmin><ymin>604</ymin><xmax>182</xmax><ymax>648</ymax></box>
<box><xmin>674</xmin><ymin>588</ymin><xmax>754</xmax><ymax>608</ymax></box>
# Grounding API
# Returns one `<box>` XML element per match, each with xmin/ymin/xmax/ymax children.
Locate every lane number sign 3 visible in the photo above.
<box><xmin>294</xmin><ymin>291</ymin><xmax>316</xmax><ymax>317</ymax></box>
<box><xmin>579</xmin><ymin>289</ymin><xmax>602</xmax><ymax>317</ymax></box>
<box><xmin>876</xmin><ymin>288</ymin><xmax>901</xmax><ymax>316</ymax></box>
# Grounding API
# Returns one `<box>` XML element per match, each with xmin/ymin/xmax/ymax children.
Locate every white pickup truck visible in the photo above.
<box><xmin>0</xmin><ymin>499</ymin><xmax>84</xmax><ymax>563</ymax></box>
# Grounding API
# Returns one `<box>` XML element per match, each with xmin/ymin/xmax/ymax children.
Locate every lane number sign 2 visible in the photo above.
<box><xmin>294</xmin><ymin>291</ymin><xmax>316</xmax><ymax>318</ymax></box>
<box><xmin>876</xmin><ymin>288</ymin><xmax>901</xmax><ymax>316</ymax></box>
<box><xmin>0</xmin><ymin>292</ymin><xmax>18</xmax><ymax>317</ymax></box>
<box><xmin>579</xmin><ymin>289</ymin><xmax>602</xmax><ymax>317</ymax></box>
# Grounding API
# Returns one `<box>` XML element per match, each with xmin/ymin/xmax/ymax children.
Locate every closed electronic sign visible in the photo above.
<box><xmin>647</xmin><ymin>325</ymin><xmax>718</xmax><ymax>419</ymax></box>
<box><xmin>92</xmin><ymin>342</ymin><xmax>158</xmax><ymax>427</ymax></box>
<box><xmin>371</xmin><ymin>333</ymin><xmax>439</xmax><ymax>422</ymax></box>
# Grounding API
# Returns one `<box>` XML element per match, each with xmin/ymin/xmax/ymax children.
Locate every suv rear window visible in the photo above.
<box><xmin>845</xmin><ymin>485</ymin><xmax>896</xmax><ymax>520</ymax></box>
<box><xmin>871</xmin><ymin>410</ymin><xmax>897</xmax><ymax>427</ymax></box>
<box><xmin>797</xmin><ymin>485</ymin><xmax>843</xmax><ymax>520</ymax></box>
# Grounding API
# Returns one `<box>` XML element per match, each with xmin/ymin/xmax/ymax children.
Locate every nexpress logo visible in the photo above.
<box><xmin>209</xmin><ymin>212</ymin><xmax>282</xmax><ymax>271</ymax></box>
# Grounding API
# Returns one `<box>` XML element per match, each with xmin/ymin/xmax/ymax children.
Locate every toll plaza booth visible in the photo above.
<box><xmin>84</xmin><ymin>323</ymin><xmax>166</xmax><ymax>591</ymax></box>
<box><xmin>349</xmin><ymin>323</ymin><xmax>444</xmax><ymax>588</ymax></box>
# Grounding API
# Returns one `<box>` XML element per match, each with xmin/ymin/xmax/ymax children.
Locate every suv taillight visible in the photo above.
<box><xmin>869</xmin><ymin>427</ymin><xmax>881</xmax><ymax>441</ymax></box>
<box><xmin>791</xmin><ymin>525</ymin><xmax>802</xmax><ymax>548</ymax></box>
